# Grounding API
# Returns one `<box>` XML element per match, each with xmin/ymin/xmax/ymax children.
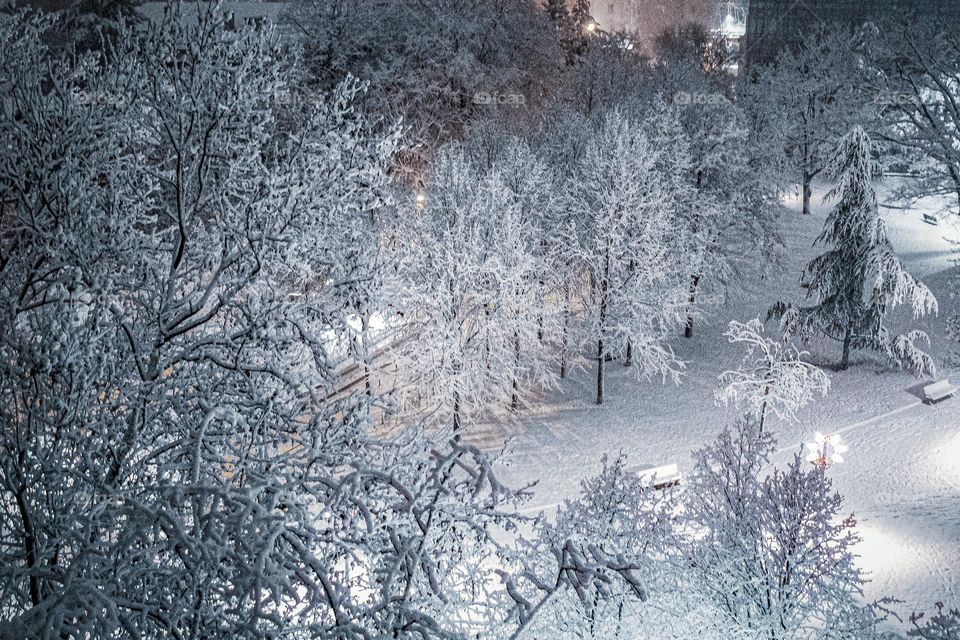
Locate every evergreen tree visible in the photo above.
<box><xmin>770</xmin><ymin>127</ymin><xmax>937</xmax><ymax>374</ymax></box>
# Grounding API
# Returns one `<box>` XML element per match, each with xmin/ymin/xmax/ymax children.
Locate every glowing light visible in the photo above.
<box><xmin>805</xmin><ymin>432</ymin><xmax>849</xmax><ymax>469</ymax></box>
<box><xmin>586</xmin><ymin>22</ymin><xmax>596</xmax><ymax>32</ymax></box>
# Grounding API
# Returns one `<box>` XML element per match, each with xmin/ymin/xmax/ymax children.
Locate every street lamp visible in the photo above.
<box><xmin>805</xmin><ymin>432</ymin><xmax>848</xmax><ymax>469</ymax></box>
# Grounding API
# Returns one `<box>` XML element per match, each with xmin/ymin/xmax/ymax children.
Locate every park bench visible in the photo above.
<box><xmin>636</xmin><ymin>463</ymin><xmax>682</xmax><ymax>490</ymax></box>
<box><xmin>923</xmin><ymin>213</ymin><xmax>940</xmax><ymax>226</ymax></box>
<box><xmin>923</xmin><ymin>379</ymin><xmax>957</xmax><ymax>404</ymax></box>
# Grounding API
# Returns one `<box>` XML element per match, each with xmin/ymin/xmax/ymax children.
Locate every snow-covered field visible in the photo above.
<box><xmin>479</xmin><ymin>180</ymin><xmax>960</xmax><ymax>624</ymax></box>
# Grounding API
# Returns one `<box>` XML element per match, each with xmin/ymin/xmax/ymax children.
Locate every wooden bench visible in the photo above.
<box><xmin>923</xmin><ymin>379</ymin><xmax>957</xmax><ymax>404</ymax></box>
<box><xmin>636</xmin><ymin>463</ymin><xmax>682</xmax><ymax>490</ymax></box>
<box><xmin>923</xmin><ymin>213</ymin><xmax>940</xmax><ymax>226</ymax></box>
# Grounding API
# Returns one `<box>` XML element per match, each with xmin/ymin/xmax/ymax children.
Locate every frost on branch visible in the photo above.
<box><xmin>682</xmin><ymin>420</ymin><xmax>882</xmax><ymax>640</ymax></box>
<box><xmin>716</xmin><ymin>318</ymin><xmax>830</xmax><ymax>430</ymax></box>
<box><xmin>498</xmin><ymin>456</ymin><xmax>674</xmax><ymax>640</ymax></box>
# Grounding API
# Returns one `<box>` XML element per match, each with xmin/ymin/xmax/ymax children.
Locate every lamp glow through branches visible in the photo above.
<box><xmin>806</xmin><ymin>432</ymin><xmax>848</xmax><ymax>469</ymax></box>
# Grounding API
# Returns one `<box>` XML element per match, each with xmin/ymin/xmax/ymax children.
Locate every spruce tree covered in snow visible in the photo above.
<box><xmin>770</xmin><ymin>127</ymin><xmax>937</xmax><ymax>374</ymax></box>
<box><xmin>716</xmin><ymin>319</ymin><xmax>830</xmax><ymax>432</ymax></box>
<box><xmin>569</xmin><ymin>110</ymin><xmax>690</xmax><ymax>404</ymax></box>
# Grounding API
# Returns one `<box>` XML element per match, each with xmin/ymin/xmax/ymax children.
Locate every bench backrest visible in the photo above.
<box><xmin>924</xmin><ymin>380</ymin><xmax>953</xmax><ymax>396</ymax></box>
<box><xmin>637</xmin><ymin>463</ymin><xmax>680</xmax><ymax>485</ymax></box>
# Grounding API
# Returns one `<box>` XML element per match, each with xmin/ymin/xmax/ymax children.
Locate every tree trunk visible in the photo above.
<box><xmin>758</xmin><ymin>383</ymin><xmax>771</xmax><ymax>434</ymax></box>
<box><xmin>596</xmin><ymin>336</ymin><xmax>605</xmax><ymax>405</ymax></box>
<box><xmin>950</xmin><ymin>165</ymin><xmax>960</xmax><ymax>216</ymax></box>
<box><xmin>624</xmin><ymin>339</ymin><xmax>632</xmax><ymax>367</ymax></box>
<box><xmin>453</xmin><ymin>390</ymin><xmax>462</xmax><ymax>432</ymax></box>
<box><xmin>840</xmin><ymin>322</ymin><xmax>853</xmax><ymax>371</ymax></box>
<box><xmin>15</xmin><ymin>486</ymin><xmax>42</xmax><ymax>607</ymax></box>
<box><xmin>560</xmin><ymin>280</ymin><xmax>570</xmax><ymax>379</ymax></box>
<box><xmin>802</xmin><ymin>170</ymin><xmax>813</xmax><ymax>216</ymax></box>
<box><xmin>361</xmin><ymin>310</ymin><xmax>373</xmax><ymax>399</ymax></box>
<box><xmin>684</xmin><ymin>274</ymin><xmax>701</xmax><ymax>339</ymax></box>
<box><xmin>597</xmin><ymin>249</ymin><xmax>610</xmax><ymax>405</ymax></box>
<box><xmin>511</xmin><ymin>331</ymin><xmax>520</xmax><ymax>411</ymax></box>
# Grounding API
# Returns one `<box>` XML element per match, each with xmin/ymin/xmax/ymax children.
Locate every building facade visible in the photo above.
<box><xmin>744</xmin><ymin>0</ymin><xmax>960</xmax><ymax>67</ymax></box>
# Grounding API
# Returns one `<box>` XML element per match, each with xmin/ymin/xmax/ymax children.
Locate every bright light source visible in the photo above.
<box><xmin>586</xmin><ymin>22</ymin><xmax>596</xmax><ymax>32</ymax></box>
<box><xmin>415</xmin><ymin>192</ymin><xmax>426</xmax><ymax>208</ymax></box>
<box><xmin>805</xmin><ymin>432</ymin><xmax>848</xmax><ymax>469</ymax></box>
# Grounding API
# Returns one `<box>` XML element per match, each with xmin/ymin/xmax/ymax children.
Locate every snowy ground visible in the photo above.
<box><xmin>477</xmin><ymin>180</ymin><xmax>960</xmax><ymax>625</ymax></box>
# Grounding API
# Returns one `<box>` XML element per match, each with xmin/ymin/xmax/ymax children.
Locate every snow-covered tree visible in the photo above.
<box><xmin>533</xmin><ymin>104</ymin><xmax>594</xmax><ymax>379</ymax></box>
<box><xmin>291</xmin><ymin>0</ymin><xmax>565</xmax><ymax>173</ymax></box>
<box><xmin>909</xmin><ymin>603</ymin><xmax>960</xmax><ymax>640</ymax></box>
<box><xmin>752</xmin><ymin>27</ymin><xmax>874</xmax><ymax>216</ymax></box>
<box><xmin>0</xmin><ymin>10</ymin><xmax>541</xmax><ymax>639</ymax></box>
<box><xmin>646</xmin><ymin>51</ymin><xmax>789</xmax><ymax>338</ymax></box>
<box><xmin>682</xmin><ymin>420</ymin><xmax>881</xmax><ymax>640</ymax></box>
<box><xmin>867</xmin><ymin>16</ymin><xmax>960</xmax><ymax>215</ymax></box>
<box><xmin>716</xmin><ymin>319</ymin><xmax>830</xmax><ymax>432</ymax></box>
<box><xmin>502</xmin><ymin>456</ymin><xmax>673</xmax><ymax>640</ymax></box>
<box><xmin>769</xmin><ymin>127</ymin><xmax>937</xmax><ymax>374</ymax></box>
<box><xmin>568</xmin><ymin>110</ymin><xmax>690</xmax><ymax>404</ymax></box>
<box><xmin>472</xmin><ymin>137</ymin><xmax>565</xmax><ymax>410</ymax></box>
<box><xmin>391</xmin><ymin>144</ymin><xmax>554</xmax><ymax>429</ymax></box>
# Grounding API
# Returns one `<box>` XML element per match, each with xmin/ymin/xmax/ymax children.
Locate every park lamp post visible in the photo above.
<box><xmin>805</xmin><ymin>432</ymin><xmax>848</xmax><ymax>470</ymax></box>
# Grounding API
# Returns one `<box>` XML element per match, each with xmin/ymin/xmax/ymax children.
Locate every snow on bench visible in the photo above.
<box><xmin>636</xmin><ymin>463</ymin><xmax>682</xmax><ymax>490</ymax></box>
<box><xmin>923</xmin><ymin>379</ymin><xmax>957</xmax><ymax>404</ymax></box>
<box><xmin>923</xmin><ymin>213</ymin><xmax>940</xmax><ymax>226</ymax></box>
